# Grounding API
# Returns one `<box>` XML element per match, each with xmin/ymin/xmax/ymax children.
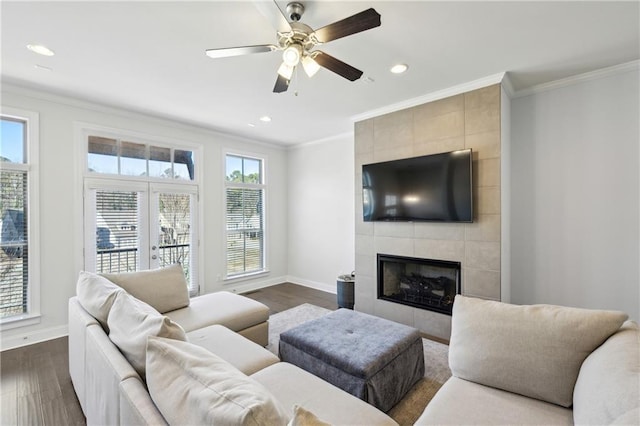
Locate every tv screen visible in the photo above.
<box><xmin>362</xmin><ymin>149</ymin><xmax>473</xmax><ymax>222</ymax></box>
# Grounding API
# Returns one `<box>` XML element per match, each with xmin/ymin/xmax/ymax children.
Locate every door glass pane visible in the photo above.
<box><xmin>157</xmin><ymin>193</ymin><xmax>192</xmax><ymax>284</ymax></box>
<box><xmin>0</xmin><ymin>118</ymin><xmax>26</xmax><ymax>164</ymax></box>
<box><xmin>0</xmin><ymin>170</ymin><xmax>28</xmax><ymax>318</ymax></box>
<box><xmin>149</xmin><ymin>146</ymin><xmax>171</xmax><ymax>178</ymax></box>
<box><xmin>94</xmin><ymin>190</ymin><xmax>140</xmax><ymax>273</ymax></box>
<box><xmin>120</xmin><ymin>142</ymin><xmax>147</xmax><ymax>177</ymax></box>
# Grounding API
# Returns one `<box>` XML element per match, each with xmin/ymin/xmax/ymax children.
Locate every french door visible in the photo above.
<box><xmin>84</xmin><ymin>179</ymin><xmax>199</xmax><ymax>295</ymax></box>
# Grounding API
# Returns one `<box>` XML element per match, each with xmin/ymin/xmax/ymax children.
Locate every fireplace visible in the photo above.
<box><xmin>377</xmin><ymin>254</ymin><xmax>461</xmax><ymax>316</ymax></box>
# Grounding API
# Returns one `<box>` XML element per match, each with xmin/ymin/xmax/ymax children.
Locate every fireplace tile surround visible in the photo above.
<box><xmin>354</xmin><ymin>84</ymin><xmax>503</xmax><ymax>340</ymax></box>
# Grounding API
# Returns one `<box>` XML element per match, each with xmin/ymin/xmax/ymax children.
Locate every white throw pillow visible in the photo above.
<box><xmin>449</xmin><ymin>295</ymin><xmax>628</xmax><ymax>407</ymax></box>
<box><xmin>102</xmin><ymin>263</ymin><xmax>189</xmax><ymax>314</ymax></box>
<box><xmin>288</xmin><ymin>405</ymin><xmax>332</xmax><ymax>426</ymax></box>
<box><xmin>76</xmin><ymin>270</ymin><xmax>124</xmax><ymax>330</ymax></box>
<box><xmin>146</xmin><ymin>336</ymin><xmax>289</xmax><ymax>426</ymax></box>
<box><xmin>108</xmin><ymin>292</ymin><xmax>186</xmax><ymax>378</ymax></box>
<box><xmin>573</xmin><ymin>321</ymin><xmax>639</xmax><ymax>425</ymax></box>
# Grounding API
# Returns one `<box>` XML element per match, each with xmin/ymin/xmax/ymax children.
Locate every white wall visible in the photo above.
<box><xmin>511</xmin><ymin>65</ymin><xmax>640</xmax><ymax>320</ymax></box>
<box><xmin>287</xmin><ymin>133</ymin><xmax>355</xmax><ymax>293</ymax></box>
<box><xmin>1</xmin><ymin>85</ymin><xmax>289</xmax><ymax>349</ymax></box>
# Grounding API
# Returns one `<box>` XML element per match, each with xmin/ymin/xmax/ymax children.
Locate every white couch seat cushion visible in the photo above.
<box><xmin>186</xmin><ymin>324</ymin><xmax>279</xmax><ymax>375</ymax></box>
<box><xmin>165</xmin><ymin>291</ymin><xmax>269</xmax><ymax>333</ymax></box>
<box><xmin>415</xmin><ymin>376</ymin><xmax>573</xmax><ymax>425</ymax></box>
<box><xmin>449</xmin><ymin>295</ymin><xmax>628</xmax><ymax>407</ymax></box>
<box><xmin>573</xmin><ymin>320</ymin><xmax>640</xmax><ymax>425</ymax></box>
<box><xmin>108</xmin><ymin>291</ymin><xmax>187</xmax><ymax>377</ymax></box>
<box><xmin>146</xmin><ymin>336</ymin><xmax>289</xmax><ymax>426</ymax></box>
<box><xmin>251</xmin><ymin>362</ymin><xmax>398</xmax><ymax>426</ymax></box>
<box><xmin>102</xmin><ymin>263</ymin><xmax>189</xmax><ymax>314</ymax></box>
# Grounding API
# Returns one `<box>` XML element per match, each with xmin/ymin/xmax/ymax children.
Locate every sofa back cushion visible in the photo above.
<box><xmin>449</xmin><ymin>295</ymin><xmax>628</xmax><ymax>407</ymax></box>
<box><xmin>146</xmin><ymin>336</ymin><xmax>289</xmax><ymax>426</ymax></box>
<box><xmin>102</xmin><ymin>263</ymin><xmax>189</xmax><ymax>314</ymax></box>
<box><xmin>573</xmin><ymin>321</ymin><xmax>639</xmax><ymax>425</ymax></box>
<box><xmin>76</xmin><ymin>271</ymin><xmax>124</xmax><ymax>330</ymax></box>
<box><xmin>108</xmin><ymin>292</ymin><xmax>186</xmax><ymax>378</ymax></box>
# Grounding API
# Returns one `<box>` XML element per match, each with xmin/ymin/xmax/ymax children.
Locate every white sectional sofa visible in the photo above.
<box><xmin>415</xmin><ymin>295</ymin><xmax>640</xmax><ymax>425</ymax></box>
<box><xmin>69</xmin><ymin>266</ymin><xmax>397</xmax><ymax>425</ymax></box>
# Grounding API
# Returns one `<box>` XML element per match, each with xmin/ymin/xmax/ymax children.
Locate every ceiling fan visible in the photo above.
<box><xmin>205</xmin><ymin>1</ymin><xmax>381</xmax><ymax>93</ymax></box>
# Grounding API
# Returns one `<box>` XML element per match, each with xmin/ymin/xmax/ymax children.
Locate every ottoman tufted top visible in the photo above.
<box><xmin>279</xmin><ymin>308</ymin><xmax>422</xmax><ymax>378</ymax></box>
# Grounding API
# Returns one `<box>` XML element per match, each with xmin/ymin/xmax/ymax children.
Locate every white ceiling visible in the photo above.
<box><xmin>2</xmin><ymin>1</ymin><xmax>639</xmax><ymax>146</ymax></box>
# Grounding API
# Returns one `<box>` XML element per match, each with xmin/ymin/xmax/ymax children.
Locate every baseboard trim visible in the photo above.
<box><xmin>1</xmin><ymin>324</ymin><xmax>69</xmax><ymax>351</ymax></box>
<box><xmin>286</xmin><ymin>276</ymin><xmax>337</xmax><ymax>294</ymax></box>
<box><xmin>226</xmin><ymin>275</ymin><xmax>289</xmax><ymax>295</ymax></box>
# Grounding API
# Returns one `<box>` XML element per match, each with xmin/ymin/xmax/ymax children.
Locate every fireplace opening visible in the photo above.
<box><xmin>377</xmin><ymin>254</ymin><xmax>461</xmax><ymax>316</ymax></box>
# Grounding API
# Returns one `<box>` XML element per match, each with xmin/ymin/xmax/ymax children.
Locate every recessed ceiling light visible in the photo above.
<box><xmin>247</xmin><ymin>123</ymin><xmax>256</xmax><ymax>127</ymax></box>
<box><xmin>259</xmin><ymin>116</ymin><xmax>272</xmax><ymax>123</ymax></box>
<box><xmin>27</xmin><ymin>44</ymin><xmax>55</xmax><ymax>56</ymax></box>
<box><xmin>390</xmin><ymin>64</ymin><xmax>408</xmax><ymax>74</ymax></box>
<box><xmin>34</xmin><ymin>64</ymin><xmax>53</xmax><ymax>71</ymax></box>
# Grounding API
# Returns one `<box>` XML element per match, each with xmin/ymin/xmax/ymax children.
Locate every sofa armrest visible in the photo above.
<box><xmin>120</xmin><ymin>377</ymin><xmax>168</xmax><ymax>426</ymax></box>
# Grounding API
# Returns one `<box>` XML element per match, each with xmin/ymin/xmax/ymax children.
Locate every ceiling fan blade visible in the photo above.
<box><xmin>205</xmin><ymin>44</ymin><xmax>277</xmax><ymax>59</ymax></box>
<box><xmin>253</xmin><ymin>0</ymin><xmax>292</xmax><ymax>33</ymax></box>
<box><xmin>313</xmin><ymin>51</ymin><xmax>363</xmax><ymax>81</ymax></box>
<box><xmin>313</xmin><ymin>8</ymin><xmax>381</xmax><ymax>43</ymax></box>
<box><xmin>273</xmin><ymin>74</ymin><xmax>290</xmax><ymax>93</ymax></box>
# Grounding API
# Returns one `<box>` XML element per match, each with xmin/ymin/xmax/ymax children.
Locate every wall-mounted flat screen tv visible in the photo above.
<box><xmin>362</xmin><ymin>149</ymin><xmax>473</xmax><ymax>222</ymax></box>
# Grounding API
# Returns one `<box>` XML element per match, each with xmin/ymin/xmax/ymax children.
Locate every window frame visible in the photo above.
<box><xmin>223</xmin><ymin>151</ymin><xmax>268</xmax><ymax>280</ymax></box>
<box><xmin>0</xmin><ymin>107</ymin><xmax>41</xmax><ymax>329</ymax></box>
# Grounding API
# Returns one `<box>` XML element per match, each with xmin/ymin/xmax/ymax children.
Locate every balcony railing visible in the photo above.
<box><xmin>95</xmin><ymin>243</ymin><xmax>190</xmax><ymax>274</ymax></box>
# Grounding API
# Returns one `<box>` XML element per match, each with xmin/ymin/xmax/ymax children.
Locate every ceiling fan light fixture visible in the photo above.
<box><xmin>277</xmin><ymin>62</ymin><xmax>295</xmax><ymax>80</ymax></box>
<box><xmin>301</xmin><ymin>54</ymin><xmax>320</xmax><ymax>78</ymax></box>
<box><xmin>282</xmin><ymin>44</ymin><xmax>302</xmax><ymax>66</ymax></box>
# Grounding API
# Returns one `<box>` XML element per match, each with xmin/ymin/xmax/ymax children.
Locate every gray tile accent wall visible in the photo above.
<box><xmin>354</xmin><ymin>84</ymin><xmax>502</xmax><ymax>340</ymax></box>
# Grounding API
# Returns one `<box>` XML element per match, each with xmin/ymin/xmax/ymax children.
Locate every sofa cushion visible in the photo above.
<box><xmin>573</xmin><ymin>321</ymin><xmax>639</xmax><ymax>425</ymax></box>
<box><xmin>108</xmin><ymin>292</ymin><xmax>186</xmax><ymax>378</ymax></box>
<box><xmin>414</xmin><ymin>376</ymin><xmax>574</xmax><ymax>425</ymax></box>
<box><xmin>146</xmin><ymin>336</ymin><xmax>289</xmax><ymax>426</ymax></box>
<box><xmin>449</xmin><ymin>295</ymin><xmax>628</xmax><ymax>407</ymax></box>
<box><xmin>186</xmin><ymin>324</ymin><xmax>279</xmax><ymax>375</ymax></box>
<box><xmin>76</xmin><ymin>271</ymin><xmax>124</xmax><ymax>331</ymax></box>
<box><xmin>102</xmin><ymin>263</ymin><xmax>189</xmax><ymax>314</ymax></box>
<box><xmin>288</xmin><ymin>405</ymin><xmax>331</xmax><ymax>426</ymax></box>
<box><xmin>251</xmin><ymin>362</ymin><xmax>397</xmax><ymax>426</ymax></box>
<box><xmin>164</xmin><ymin>291</ymin><xmax>269</xmax><ymax>333</ymax></box>
<box><xmin>76</xmin><ymin>271</ymin><xmax>124</xmax><ymax>330</ymax></box>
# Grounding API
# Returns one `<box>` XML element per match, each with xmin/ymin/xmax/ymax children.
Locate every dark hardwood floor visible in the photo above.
<box><xmin>0</xmin><ymin>283</ymin><xmax>337</xmax><ymax>425</ymax></box>
<box><xmin>244</xmin><ymin>282</ymin><xmax>338</xmax><ymax>315</ymax></box>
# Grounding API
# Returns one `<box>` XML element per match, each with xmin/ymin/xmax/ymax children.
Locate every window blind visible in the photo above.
<box><xmin>0</xmin><ymin>170</ymin><xmax>29</xmax><ymax>318</ymax></box>
<box><xmin>94</xmin><ymin>190</ymin><xmax>140</xmax><ymax>273</ymax></box>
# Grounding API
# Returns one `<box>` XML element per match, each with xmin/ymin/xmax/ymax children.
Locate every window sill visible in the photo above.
<box><xmin>0</xmin><ymin>314</ymin><xmax>41</xmax><ymax>331</ymax></box>
<box><xmin>224</xmin><ymin>269</ymin><xmax>270</xmax><ymax>283</ymax></box>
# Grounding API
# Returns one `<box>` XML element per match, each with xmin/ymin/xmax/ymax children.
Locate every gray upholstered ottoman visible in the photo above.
<box><xmin>279</xmin><ymin>308</ymin><xmax>424</xmax><ymax>412</ymax></box>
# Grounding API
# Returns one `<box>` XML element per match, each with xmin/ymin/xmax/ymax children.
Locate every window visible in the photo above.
<box><xmin>0</xmin><ymin>109</ymin><xmax>40</xmax><ymax>326</ymax></box>
<box><xmin>225</xmin><ymin>154</ymin><xmax>265</xmax><ymax>278</ymax></box>
<box><xmin>88</xmin><ymin>136</ymin><xmax>194</xmax><ymax>180</ymax></box>
<box><xmin>83</xmin><ymin>130</ymin><xmax>199</xmax><ymax>295</ymax></box>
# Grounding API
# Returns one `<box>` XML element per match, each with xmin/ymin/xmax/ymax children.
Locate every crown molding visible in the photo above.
<box><xmin>511</xmin><ymin>60</ymin><xmax>640</xmax><ymax>98</ymax></box>
<box><xmin>351</xmin><ymin>72</ymin><xmax>506</xmax><ymax>123</ymax></box>
<box><xmin>1</xmin><ymin>80</ymin><xmax>286</xmax><ymax>151</ymax></box>
<box><xmin>288</xmin><ymin>131</ymin><xmax>354</xmax><ymax>151</ymax></box>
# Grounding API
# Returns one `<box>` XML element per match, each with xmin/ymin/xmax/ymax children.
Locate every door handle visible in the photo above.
<box><xmin>152</xmin><ymin>255</ymin><xmax>157</xmax><ymax>260</ymax></box>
